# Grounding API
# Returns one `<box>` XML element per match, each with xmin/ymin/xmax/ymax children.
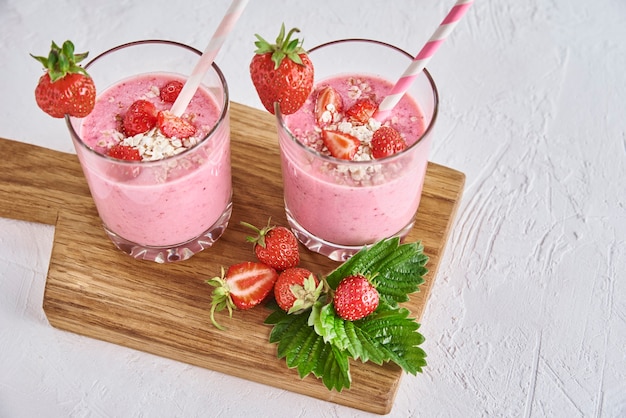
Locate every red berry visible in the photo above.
<box><xmin>123</xmin><ymin>100</ymin><xmax>157</xmax><ymax>136</ymax></box>
<box><xmin>32</xmin><ymin>40</ymin><xmax>96</xmax><ymax>118</ymax></box>
<box><xmin>321</xmin><ymin>130</ymin><xmax>361</xmax><ymax>160</ymax></box>
<box><xmin>160</xmin><ymin>80</ymin><xmax>184</xmax><ymax>103</ymax></box>
<box><xmin>243</xmin><ymin>220</ymin><xmax>300</xmax><ymax>271</ymax></box>
<box><xmin>274</xmin><ymin>268</ymin><xmax>321</xmax><ymax>313</ymax></box>
<box><xmin>249</xmin><ymin>25</ymin><xmax>314</xmax><ymax>115</ymax></box>
<box><xmin>206</xmin><ymin>262</ymin><xmax>279</xmax><ymax>329</ymax></box>
<box><xmin>333</xmin><ymin>275</ymin><xmax>379</xmax><ymax>321</ymax></box>
<box><xmin>345</xmin><ymin>98</ymin><xmax>377</xmax><ymax>124</ymax></box>
<box><xmin>371</xmin><ymin>126</ymin><xmax>407</xmax><ymax>158</ymax></box>
<box><xmin>314</xmin><ymin>86</ymin><xmax>343</xmax><ymax>127</ymax></box>
<box><xmin>156</xmin><ymin>110</ymin><xmax>197</xmax><ymax>139</ymax></box>
<box><xmin>107</xmin><ymin>144</ymin><xmax>141</xmax><ymax>161</ymax></box>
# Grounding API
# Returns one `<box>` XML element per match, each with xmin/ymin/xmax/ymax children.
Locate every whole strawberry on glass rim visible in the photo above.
<box><xmin>250</xmin><ymin>24</ymin><xmax>314</xmax><ymax>115</ymax></box>
<box><xmin>31</xmin><ymin>40</ymin><xmax>96</xmax><ymax>118</ymax></box>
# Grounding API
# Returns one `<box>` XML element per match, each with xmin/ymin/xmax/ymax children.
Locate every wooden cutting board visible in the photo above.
<box><xmin>0</xmin><ymin>102</ymin><xmax>464</xmax><ymax>415</ymax></box>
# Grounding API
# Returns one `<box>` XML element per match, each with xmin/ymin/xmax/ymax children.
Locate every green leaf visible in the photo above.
<box><xmin>264</xmin><ymin>237</ymin><xmax>429</xmax><ymax>391</ymax></box>
<box><xmin>354</xmin><ymin>307</ymin><xmax>427</xmax><ymax>374</ymax></box>
<box><xmin>266</xmin><ymin>306</ymin><xmax>352</xmax><ymax>391</ymax></box>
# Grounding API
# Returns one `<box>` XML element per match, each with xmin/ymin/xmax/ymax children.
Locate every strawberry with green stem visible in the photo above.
<box><xmin>274</xmin><ymin>267</ymin><xmax>323</xmax><ymax>314</ymax></box>
<box><xmin>31</xmin><ymin>40</ymin><xmax>96</xmax><ymax>118</ymax></box>
<box><xmin>206</xmin><ymin>262</ymin><xmax>279</xmax><ymax>330</ymax></box>
<box><xmin>242</xmin><ymin>219</ymin><xmax>300</xmax><ymax>270</ymax></box>
<box><xmin>250</xmin><ymin>24</ymin><xmax>314</xmax><ymax>115</ymax></box>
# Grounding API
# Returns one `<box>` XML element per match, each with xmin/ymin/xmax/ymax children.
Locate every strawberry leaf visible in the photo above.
<box><xmin>352</xmin><ymin>307</ymin><xmax>427</xmax><ymax>374</ymax></box>
<box><xmin>264</xmin><ymin>237</ymin><xmax>429</xmax><ymax>391</ymax></box>
<box><xmin>265</xmin><ymin>307</ymin><xmax>351</xmax><ymax>391</ymax></box>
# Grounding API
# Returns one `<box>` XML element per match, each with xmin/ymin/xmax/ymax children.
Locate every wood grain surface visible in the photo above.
<box><xmin>0</xmin><ymin>102</ymin><xmax>464</xmax><ymax>415</ymax></box>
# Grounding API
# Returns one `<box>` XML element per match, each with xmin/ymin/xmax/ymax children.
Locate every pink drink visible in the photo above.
<box><xmin>67</xmin><ymin>40</ymin><xmax>232</xmax><ymax>263</ymax></box>
<box><xmin>275</xmin><ymin>39</ymin><xmax>438</xmax><ymax>261</ymax></box>
<box><xmin>78</xmin><ymin>73</ymin><xmax>231</xmax><ymax>247</ymax></box>
<box><xmin>282</xmin><ymin>75</ymin><xmax>430</xmax><ymax>246</ymax></box>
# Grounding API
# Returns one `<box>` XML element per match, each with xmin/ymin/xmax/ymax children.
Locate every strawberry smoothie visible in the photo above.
<box><xmin>67</xmin><ymin>41</ymin><xmax>232</xmax><ymax>262</ymax></box>
<box><xmin>275</xmin><ymin>40</ymin><xmax>438</xmax><ymax>260</ymax></box>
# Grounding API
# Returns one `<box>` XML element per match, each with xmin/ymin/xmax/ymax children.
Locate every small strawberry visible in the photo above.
<box><xmin>333</xmin><ymin>274</ymin><xmax>380</xmax><ymax>321</ymax></box>
<box><xmin>315</xmin><ymin>86</ymin><xmax>343</xmax><ymax>127</ymax></box>
<box><xmin>157</xmin><ymin>110</ymin><xmax>197</xmax><ymax>139</ymax></box>
<box><xmin>160</xmin><ymin>80</ymin><xmax>184</xmax><ymax>103</ymax></box>
<box><xmin>250</xmin><ymin>24</ymin><xmax>314</xmax><ymax>115</ymax></box>
<box><xmin>274</xmin><ymin>267</ymin><xmax>323</xmax><ymax>313</ymax></box>
<box><xmin>206</xmin><ymin>262</ymin><xmax>279</xmax><ymax>329</ymax></box>
<box><xmin>371</xmin><ymin>126</ymin><xmax>407</xmax><ymax>158</ymax></box>
<box><xmin>242</xmin><ymin>219</ymin><xmax>300</xmax><ymax>270</ymax></box>
<box><xmin>123</xmin><ymin>100</ymin><xmax>157</xmax><ymax>136</ymax></box>
<box><xmin>345</xmin><ymin>98</ymin><xmax>377</xmax><ymax>124</ymax></box>
<box><xmin>107</xmin><ymin>144</ymin><xmax>141</xmax><ymax>161</ymax></box>
<box><xmin>31</xmin><ymin>40</ymin><xmax>96</xmax><ymax>118</ymax></box>
<box><xmin>321</xmin><ymin>130</ymin><xmax>361</xmax><ymax>160</ymax></box>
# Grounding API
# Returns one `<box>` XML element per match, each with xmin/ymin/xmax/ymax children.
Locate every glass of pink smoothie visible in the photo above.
<box><xmin>276</xmin><ymin>39</ymin><xmax>438</xmax><ymax>261</ymax></box>
<box><xmin>66</xmin><ymin>40</ymin><xmax>232</xmax><ymax>263</ymax></box>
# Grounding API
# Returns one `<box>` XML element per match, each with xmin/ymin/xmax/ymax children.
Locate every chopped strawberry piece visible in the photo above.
<box><xmin>221</xmin><ymin>262</ymin><xmax>278</xmax><ymax>310</ymax></box>
<box><xmin>160</xmin><ymin>80</ymin><xmax>184</xmax><ymax>103</ymax></box>
<box><xmin>345</xmin><ymin>98</ymin><xmax>377</xmax><ymax>124</ymax></box>
<box><xmin>157</xmin><ymin>110</ymin><xmax>196</xmax><ymax>139</ymax></box>
<box><xmin>371</xmin><ymin>126</ymin><xmax>407</xmax><ymax>158</ymax></box>
<box><xmin>314</xmin><ymin>86</ymin><xmax>343</xmax><ymax>127</ymax></box>
<box><xmin>123</xmin><ymin>100</ymin><xmax>157</xmax><ymax>136</ymax></box>
<box><xmin>107</xmin><ymin>144</ymin><xmax>141</xmax><ymax>161</ymax></box>
<box><xmin>321</xmin><ymin>130</ymin><xmax>361</xmax><ymax>160</ymax></box>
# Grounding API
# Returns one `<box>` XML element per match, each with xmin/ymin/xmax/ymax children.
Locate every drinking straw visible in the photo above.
<box><xmin>170</xmin><ymin>0</ymin><xmax>249</xmax><ymax>116</ymax></box>
<box><xmin>373</xmin><ymin>0</ymin><xmax>473</xmax><ymax>122</ymax></box>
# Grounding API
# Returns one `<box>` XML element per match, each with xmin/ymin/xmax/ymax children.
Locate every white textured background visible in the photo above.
<box><xmin>1</xmin><ymin>0</ymin><xmax>625</xmax><ymax>417</ymax></box>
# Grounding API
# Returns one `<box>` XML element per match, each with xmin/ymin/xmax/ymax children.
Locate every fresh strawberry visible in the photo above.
<box><xmin>32</xmin><ymin>40</ymin><xmax>96</xmax><ymax>118</ymax></box>
<box><xmin>242</xmin><ymin>219</ymin><xmax>300</xmax><ymax>270</ymax></box>
<box><xmin>107</xmin><ymin>144</ymin><xmax>141</xmax><ymax>161</ymax></box>
<box><xmin>371</xmin><ymin>126</ymin><xmax>407</xmax><ymax>158</ymax></box>
<box><xmin>123</xmin><ymin>100</ymin><xmax>157</xmax><ymax>136</ymax></box>
<box><xmin>250</xmin><ymin>24</ymin><xmax>314</xmax><ymax>115</ymax></box>
<box><xmin>206</xmin><ymin>262</ymin><xmax>279</xmax><ymax>329</ymax></box>
<box><xmin>160</xmin><ymin>80</ymin><xmax>184</xmax><ymax>103</ymax></box>
<box><xmin>321</xmin><ymin>130</ymin><xmax>361</xmax><ymax>160</ymax></box>
<box><xmin>315</xmin><ymin>86</ymin><xmax>343</xmax><ymax>127</ymax></box>
<box><xmin>156</xmin><ymin>110</ymin><xmax>196</xmax><ymax>139</ymax></box>
<box><xmin>333</xmin><ymin>274</ymin><xmax>380</xmax><ymax>321</ymax></box>
<box><xmin>274</xmin><ymin>267</ymin><xmax>322</xmax><ymax>313</ymax></box>
<box><xmin>345</xmin><ymin>98</ymin><xmax>377</xmax><ymax>124</ymax></box>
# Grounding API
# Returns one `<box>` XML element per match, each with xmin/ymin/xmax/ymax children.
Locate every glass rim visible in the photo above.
<box><xmin>276</xmin><ymin>38</ymin><xmax>439</xmax><ymax>165</ymax></box>
<box><xmin>65</xmin><ymin>39</ymin><xmax>230</xmax><ymax>166</ymax></box>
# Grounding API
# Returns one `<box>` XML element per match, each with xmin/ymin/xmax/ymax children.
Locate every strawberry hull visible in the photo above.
<box><xmin>276</xmin><ymin>40</ymin><xmax>438</xmax><ymax>261</ymax></box>
<box><xmin>67</xmin><ymin>41</ymin><xmax>232</xmax><ymax>263</ymax></box>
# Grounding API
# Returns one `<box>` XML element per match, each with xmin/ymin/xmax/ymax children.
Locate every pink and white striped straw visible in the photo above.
<box><xmin>170</xmin><ymin>0</ymin><xmax>248</xmax><ymax>116</ymax></box>
<box><xmin>373</xmin><ymin>0</ymin><xmax>473</xmax><ymax>122</ymax></box>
